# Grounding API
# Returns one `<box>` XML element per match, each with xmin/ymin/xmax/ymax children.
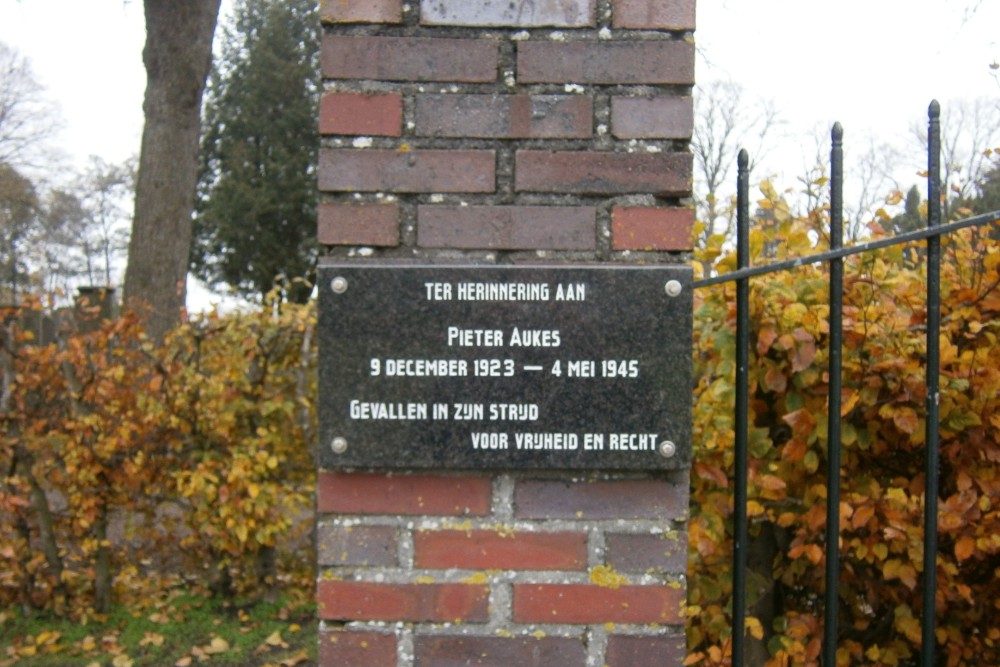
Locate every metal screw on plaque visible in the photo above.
<box><xmin>658</xmin><ymin>440</ymin><xmax>677</xmax><ymax>459</ymax></box>
<box><xmin>331</xmin><ymin>276</ymin><xmax>348</xmax><ymax>294</ymax></box>
<box><xmin>664</xmin><ymin>280</ymin><xmax>683</xmax><ymax>297</ymax></box>
<box><xmin>331</xmin><ymin>437</ymin><xmax>348</xmax><ymax>454</ymax></box>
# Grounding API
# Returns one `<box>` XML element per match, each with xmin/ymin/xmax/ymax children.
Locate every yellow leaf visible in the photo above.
<box><xmin>174</xmin><ymin>657</ymin><xmax>192</xmax><ymax>667</ymax></box>
<box><xmin>112</xmin><ymin>656</ymin><xmax>134</xmax><ymax>667</ymax></box>
<box><xmin>896</xmin><ymin>613</ymin><xmax>921</xmax><ymax>643</ymax></box>
<box><xmin>34</xmin><ymin>631</ymin><xmax>61</xmax><ymax>647</ymax></box>
<box><xmin>281</xmin><ymin>652</ymin><xmax>311</xmax><ymax>666</ymax></box>
<box><xmin>203</xmin><ymin>636</ymin><xmax>230</xmax><ymax>655</ymax></box>
<box><xmin>885</xmin><ymin>487</ymin><xmax>908</xmax><ymax>505</ymax></box>
<box><xmin>265</xmin><ymin>631</ymin><xmax>287</xmax><ymax>648</ymax></box>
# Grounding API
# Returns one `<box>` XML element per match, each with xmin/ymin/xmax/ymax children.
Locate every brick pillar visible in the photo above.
<box><xmin>316</xmin><ymin>1</ymin><xmax>695</xmax><ymax>665</ymax></box>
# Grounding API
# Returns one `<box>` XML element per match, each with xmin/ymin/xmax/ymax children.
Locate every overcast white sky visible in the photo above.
<box><xmin>1</xmin><ymin>0</ymin><xmax>997</xmax><ymax>302</ymax></box>
<box><xmin>2</xmin><ymin>0</ymin><xmax>997</xmax><ymax>174</ymax></box>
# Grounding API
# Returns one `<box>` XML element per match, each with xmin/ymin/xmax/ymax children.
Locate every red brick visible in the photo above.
<box><xmin>414</xmin><ymin>529</ymin><xmax>588</xmax><ymax>570</ymax></box>
<box><xmin>323</xmin><ymin>35</ymin><xmax>498</xmax><ymax>82</ymax></box>
<box><xmin>612</xmin><ymin>0</ymin><xmax>697</xmax><ymax>30</ymax></box>
<box><xmin>319</xmin><ymin>629</ymin><xmax>397</xmax><ymax>667</ymax></box>
<box><xmin>417</xmin><ymin>205</ymin><xmax>595</xmax><ymax>250</ymax></box>
<box><xmin>611</xmin><ymin>96</ymin><xmax>693</xmax><ymax>139</ymax></box>
<box><xmin>604</xmin><ymin>532</ymin><xmax>687</xmax><ymax>573</ymax></box>
<box><xmin>515</xmin><ymin>151</ymin><xmax>691</xmax><ymax>196</ymax></box>
<box><xmin>605</xmin><ymin>635</ymin><xmax>687</xmax><ymax>667</ymax></box>
<box><xmin>517</xmin><ymin>40</ymin><xmax>694</xmax><ymax>84</ymax></box>
<box><xmin>318</xmin><ymin>580</ymin><xmax>489</xmax><ymax>622</ymax></box>
<box><xmin>611</xmin><ymin>207</ymin><xmax>694</xmax><ymax>251</ymax></box>
<box><xmin>415</xmin><ymin>94</ymin><xmax>592</xmax><ymax>139</ymax></box>
<box><xmin>320</xmin><ymin>92</ymin><xmax>402</xmax><ymax>136</ymax></box>
<box><xmin>319</xmin><ymin>149</ymin><xmax>496</xmax><ymax>193</ymax></box>
<box><xmin>317</xmin><ymin>202</ymin><xmax>399</xmax><ymax>246</ymax></box>
<box><xmin>512</xmin><ymin>584</ymin><xmax>684</xmax><ymax>624</ymax></box>
<box><xmin>420</xmin><ymin>0</ymin><xmax>594</xmax><ymax>27</ymax></box>
<box><xmin>320</xmin><ymin>0</ymin><xmax>402</xmax><ymax>24</ymax></box>
<box><xmin>514</xmin><ymin>478</ymin><xmax>688</xmax><ymax>520</ymax></box>
<box><xmin>318</xmin><ymin>524</ymin><xmax>398</xmax><ymax>566</ymax></box>
<box><xmin>317</xmin><ymin>472</ymin><xmax>492</xmax><ymax>516</ymax></box>
<box><xmin>414</xmin><ymin>636</ymin><xmax>586</xmax><ymax>666</ymax></box>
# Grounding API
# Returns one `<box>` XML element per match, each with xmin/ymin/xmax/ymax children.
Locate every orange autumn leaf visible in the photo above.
<box><xmin>782</xmin><ymin>408</ymin><xmax>817</xmax><ymax>438</ymax></box>
<box><xmin>954</xmin><ymin>536</ymin><xmax>976</xmax><ymax>562</ymax></box>
<box><xmin>892</xmin><ymin>406</ymin><xmax>920</xmax><ymax>434</ymax></box>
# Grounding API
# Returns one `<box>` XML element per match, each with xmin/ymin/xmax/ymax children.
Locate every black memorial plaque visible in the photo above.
<box><xmin>318</xmin><ymin>264</ymin><xmax>692</xmax><ymax>470</ymax></box>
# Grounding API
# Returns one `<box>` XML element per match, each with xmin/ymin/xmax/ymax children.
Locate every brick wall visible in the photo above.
<box><xmin>317</xmin><ymin>1</ymin><xmax>695</xmax><ymax>664</ymax></box>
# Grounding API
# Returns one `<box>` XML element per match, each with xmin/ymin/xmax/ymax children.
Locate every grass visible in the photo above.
<box><xmin>0</xmin><ymin>588</ymin><xmax>317</xmax><ymax>667</ymax></box>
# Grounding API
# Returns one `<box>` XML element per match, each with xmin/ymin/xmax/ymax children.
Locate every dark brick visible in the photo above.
<box><xmin>420</xmin><ymin>0</ymin><xmax>595</xmax><ymax>27</ymax></box>
<box><xmin>515</xmin><ymin>151</ymin><xmax>691</xmax><ymax>196</ymax></box>
<box><xmin>319</xmin><ymin>629</ymin><xmax>397</xmax><ymax>667</ymax></box>
<box><xmin>611</xmin><ymin>206</ymin><xmax>694</xmax><ymax>250</ymax></box>
<box><xmin>605</xmin><ymin>635</ymin><xmax>687</xmax><ymax>667</ymax></box>
<box><xmin>318</xmin><ymin>581</ymin><xmax>489</xmax><ymax>623</ymax></box>
<box><xmin>611</xmin><ymin>96</ymin><xmax>693</xmax><ymax>139</ymax></box>
<box><xmin>414</xmin><ymin>636</ymin><xmax>587</xmax><ymax>666</ymax></box>
<box><xmin>514</xmin><ymin>477</ymin><xmax>688</xmax><ymax>520</ymax></box>
<box><xmin>317</xmin><ymin>202</ymin><xmax>399</xmax><ymax>247</ymax></box>
<box><xmin>417</xmin><ymin>205</ymin><xmax>595</xmax><ymax>250</ymax></box>
<box><xmin>604</xmin><ymin>532</ymin><xmax>687</xmax><ymax>573</ymax></box>
<box><xmin>317</xmin><ymin>472</ymin><xmax>492</xmax><ymax>516</ymax></box>
<box><xmin>320</xmin><ymin>0</ymin><xmax>403</xmax><ymax>24</ymax></box>
<box><xmin>415</xmin><ymin>94</ymin><xmax>592</xmax><ymax>139</ymax></box>
<box><xmin>319</xmin><ymin>149</ymin><xmax>495</xmax><ymax>193</ymax></box>
<box><xmin>517</xmin><ymin>40</ymin><xmax>694</xmax><ymax>84</ymax></box>
<box><xmin>414</xmin><ymin>529</ymin><xmax>588</xmax><ymax>570</ymax></box>
<box><xmin>320</xmin><ymin>92</ymin><xmax>402</xmax><ymax>136</ymax></box>
<box><xmin>322</xmin><ymin>35</ymin><xmax>498</xmax><ymax>82</ymax></box>
<box><xmin>612</xmin><ymin>0</ymin><xmax>697</xmax><ymax>30</ymax></box>
<box><xmin>512</xmin><ymin>584</ymin><xmax>684</xmax><ymax>624</ymax></box>
<box><xmin>318</xmin><ymin>524</ymin><xmax>398</xmax><ymax>566</ymax></box>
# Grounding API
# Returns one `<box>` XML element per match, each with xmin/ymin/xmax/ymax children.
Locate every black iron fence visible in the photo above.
<box><xmin>692</xmin><ymin>101</ymin><xmax>1000</xmax><ymax>666</ymax></box>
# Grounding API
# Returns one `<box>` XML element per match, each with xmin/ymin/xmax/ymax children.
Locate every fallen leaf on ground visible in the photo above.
<box><xmin>203</xmin><ymin>636</ymin><xmax>230</xmax><ymax>655</ymax></box>
<box><xmin>281</xmin><ymin>652</ymin><xmax>310</xmax><ymax>666</ymax></box>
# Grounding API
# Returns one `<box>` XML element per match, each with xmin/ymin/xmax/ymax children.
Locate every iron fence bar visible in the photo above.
<box><xmin>732</xmin><ymin>148</ymin><xmax>751</xmax><ymax>666</ymax></box>
<box><xmin>921</xmin><ymin>100</ymin><xmax>942</xmax><ymax>667</ymax></box>
<box><xmin>822</xmin><ymin>122</ymin><xmax>845</xmax><ymax>666</ymax></box>
<box><xmin>692</xmin><ymin>209</ymin><xmax>1000</xmax><ymax>290</ymax></box>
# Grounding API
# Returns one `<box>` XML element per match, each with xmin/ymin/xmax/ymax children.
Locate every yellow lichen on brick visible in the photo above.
<box><xmin>589</xmin><ymin>564</ymin><xmax>630</xmax><ymax>589</ymax></box>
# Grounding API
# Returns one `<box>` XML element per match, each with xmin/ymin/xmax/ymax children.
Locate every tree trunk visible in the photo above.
<box><xmin>93</xmin><ymin>506</ymin><xmax>112</xmax><ymax>613</ymax></box>
<box><xmin>124</xmin><ymin>0</ymin><xmax>222</xmax><ymax>342</ymax></box>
